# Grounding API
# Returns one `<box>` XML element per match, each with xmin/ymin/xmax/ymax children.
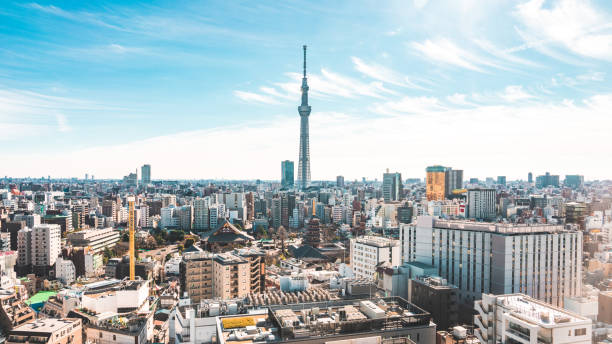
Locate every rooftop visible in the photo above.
<box><xmin>431</xmin><ymin>218</ymin><xmax>565</xmax><ymax>234</ymax></box>
<box><xmin>217</xmin><ymin>297</ymin><xmax>430</xmax><ymax>344</ymax></box>
<box><xmin>496</xmin><ymin>294</ymin><xmax>590</xmax><ymax>327</ymax></box>
<box><xmin>10</xmin><ymin>318</ymin><xmax>79</xmax><ymax>334</ymax></box>
<box><xmin>353</xmin><ymin>235</ymin><xmax>399</xmax><ymax>247</ymax></box>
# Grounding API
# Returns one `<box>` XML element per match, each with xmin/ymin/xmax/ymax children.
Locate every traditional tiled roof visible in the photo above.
<box><xmin>201</xmin><ymin>220</ymin><xmax>254</xmax><ymax>243</ymax></box>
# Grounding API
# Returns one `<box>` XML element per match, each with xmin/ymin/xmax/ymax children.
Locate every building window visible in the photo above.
<box><xmin>575</xmin><ymin>328</ymin><xmax>586</xmax><ymax>336</ymax></box>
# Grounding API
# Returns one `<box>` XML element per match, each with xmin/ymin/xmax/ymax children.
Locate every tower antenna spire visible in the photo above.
<box><xmin>303</xmin><ymin>45</ymin><xmax>307</xmax><ymax>78</ymax></box>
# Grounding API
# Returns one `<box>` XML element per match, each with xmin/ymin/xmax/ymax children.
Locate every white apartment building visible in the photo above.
<box><xmin>31</xmin><ymin>224</ymin><xmax>61</xmax><ymax>267</ymax></box>
<box><xmin>401</xmin><ymin>216</ymin><xmax>582</xmax><ymax>309</ymax></box>
<box><xmin>332</xmin><ymin>205</ymin><xmax>343</xmax><ymax>224</ymax></box>
<box><xmin>475</xmin><ymin>293</ymin><xmax>591</xmax><ymax>344</ymax></box>
<box><xmin>55</xmin><ymin>257</ymin><xmax>76</xmax><ymax>284</ymax></box>
<box><xmin>17</xmin><ymin>227</ymin><xmax>32</xmax><ymax>266</ymax></box>
<box><xmin>350</xmin><ymin>236</ymin><xmax>400</xmax><ymax>280</ymax></box>
<box><xmin>467</xmin><ymin>188</ymin><xmax>496</xmax><ymax>220</ymax></box>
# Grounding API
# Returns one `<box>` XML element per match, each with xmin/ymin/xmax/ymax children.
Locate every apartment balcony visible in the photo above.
<box><xmin>474</xmin><ymin>300</ymin><xmax>488</xmax><ymax>323</ymax></box>
<box><xmin>474</xmin><ymin>328</ymin><xmax>487</xmax><ymax>344</ymax></box>
<box><xmin>474</xmin><ymin>315</ymin><xmax>487</xmax><ymax>334</ymax></box>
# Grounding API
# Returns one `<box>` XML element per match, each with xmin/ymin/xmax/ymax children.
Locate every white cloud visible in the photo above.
<box><xmin>446</xmin><ymin>93</ymin><xmax>473</xmax><ymax>106</ymax></box>
<box><xmin>515</xmin><ymin>0</ymin><xmax>612</xmax><ymax>61</ymax></box>
<box><xmin>234</xmin><ymin>66</ymin><xmax>396</xmax><ymax>104</ymax></box>
<box><xmin>4</xmin><ymin>95</ymin><xmax>612</xmax><ymax>180</ymax></box>
<box><xmin>351</xmin><ymin>57</ymin><xmax>427</xmax><ymax>90</ymax></box>
<box><xmin>499</xmin><ymin>85</ymin><xmax>534</xmax><ymax>102</ymax></box>
<box><xmin>410</xmin><ymin>38</ymin><xmax>501</xmax><ymax>72</ymax></box>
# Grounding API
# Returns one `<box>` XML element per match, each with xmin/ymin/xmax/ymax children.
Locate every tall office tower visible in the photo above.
<box><xmin>271</xmin><ymin>198</ymin><xmax>281</xmax><ymax>229</ymax></box>
<box><xmin>401</xmin><ymin>217</ymin><xmax>582</xmax><ymax>311</ymax></box>
<box><xmin>528</xmin><ymin>172</ymin><xmax>533</xmax><ymax>183</ymax></box>
<box><xmin>193</xmin><ymin>198</ymin><xmax>210</xmax><ymax>231</ymax></box>
<box><xmin>336</xmin><ymin>175</ymin><xmax>344</xmax><ymax>188</ymax></box>
<box><xmin>536</xmin><ymin>172</ymin><xmax>560</xmax><ymax>188</ymax></box>
<box><xmin>496</xmin><ymin>176</ymin><xmax>506</xmax><ymax>186</ymax></box>
<box><xmin>564</xmin><ymin>174</ymin><xmax>584</xmax><ymax>189</ymax></box>
<box><xmin>141</xmin><ymin>164</ymin><xmax>151</xmax><ymax>185</ymax></box>
<box><xmin>297</xmin><ymin>45</ymin><xmax>311</xmax><ymax>190</ymax></box>
<box><xmin>426</xmin><ymin>165</ymin><xmax>446</xmax><ymax>201</ymax></box>
<box><xmin>467</xmin><ymin>188</ymin><xmax>496</xmax><ymax>220</ymax></box>
<box><xmin>280</xmin><ymin>194</ymin><xmax>289</xmax><ymax>228</ymax></box>
<box><xmin>444</xmin><ymin>168</ymin><xmax>463</xmax><ymax>197</ymax></box>
<box><xmin>31</xmin><ymin>224</ymin><xmax>61</xmax><ymax>274</ymax></box>
<box><xmin>382</xmin><ymin>170</ymin><xmax>403</xmax><ymax>203</ymax></box>
<box><xmin>281</xmin><ymin>160</ymin><xmax>294</xmax><ymax>189</ymax></box>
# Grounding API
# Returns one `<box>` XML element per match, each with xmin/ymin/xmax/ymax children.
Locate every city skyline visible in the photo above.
<box><xmin>1</xmin><ymin>0</ymin><xmax>612</xmax><ymax>180</ymax></box>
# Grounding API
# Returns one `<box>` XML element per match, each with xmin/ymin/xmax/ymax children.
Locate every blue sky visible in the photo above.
<box><xmin>1</xmin><ymin>0</ymin><xmax>612</xmax><ymax>180</ymax></box>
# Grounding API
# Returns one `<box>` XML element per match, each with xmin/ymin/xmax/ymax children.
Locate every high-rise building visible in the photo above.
<box><xmin>141</xmin><ymin>164</ymin><xmax>151</xmax><ymax>185</ymax></box>
<box><xmin>496</xmin><ymin>175</ymin><xmax>506</xmax><ymax>186</ymax></box>
<box><xmin>564</xmin><ymin>174</ymin><xmax>584</xmax><ymax>189</ymax></box>
<box><xmin>17</xmin><ymin>228</ymin><xmax>32</xmax><ymax>267</ymax></box>
<box><xmin>426</xmin><ymin>165</ymin><xmax>446</xmax><ymax>201</ymax></box>
<box><xmin>382</xmin><ymin>170</ymin><xmax>402</xmax><ymax>203</ymax></box>
<box><xmin>281</xmin><ymin>160</ymin><xmax>294</xmax><ymax>189</ymax></box>
<box><xmin>401</xmin><ymin>217</ymin><xmax>582</xmax><ymax>311</ymax></box>
<box><xmin>31</xmin><ymin>224</ymin><xmax>61</xmax><ymax>276</ymax></box>
<box><xmin>193</xmin><ymin>198</ymin><xmax>211</xmax><ymax>231</ymax></box>
<box><xmin>444</xmin><ymin>168</ymin><xmax>463</xmax><ymax>197</ymax></box>
<box><xmin>336</xmin><ymin>175</ymin><xmax>344</xmax><ymax>188</ymax></box>
<box><xmin>528</xmin><ymin>172</ymin><xmax>533</xmax><ymax>183</ymax></box>
<box><xmin>297</xmin><ymin>45</ymin><xmax>311</xmax><ymax>190</ymax></box>
<box><xmin>467</xmin><ymin>188</ymin><xmax>496</xmax><ymax>220</ymax></box>
<box><xmin>271</xmin><ymin>198</ymin><xmax>281</xmax><ymax>229</ymax></box>
<box><xmin>536</xmin><ymin>172</ymin><xmax>560</xmax><ymax>188</ymax></box>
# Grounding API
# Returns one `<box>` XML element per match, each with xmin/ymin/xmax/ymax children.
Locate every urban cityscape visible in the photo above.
<box><xmin>1</xmin><ymin>1</ymin><xmax>612</xmax><ymax>344</ymax></box>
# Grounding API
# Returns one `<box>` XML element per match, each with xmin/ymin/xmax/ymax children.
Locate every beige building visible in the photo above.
<box><xmin>213</xmin><ymin>253</ymin><xmax>250</xmax><ymax>299</ymax></box>
<box><xmin>7</xmin><ymin>318</ymin><xmax>82</xmax><ymax>344</ymax></box>
<box><xmin>180</xmin><ymin>248</ymin><xmax>265</xmax><ymax>302</ymax></box>
<box><xmin>180</xmin><ymin>250</ymin><xmax>214</xmax><ymax>302</ymax></box>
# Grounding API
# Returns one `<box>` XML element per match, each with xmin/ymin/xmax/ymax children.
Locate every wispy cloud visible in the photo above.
<box><xmin>233</xmin><ymin>90</ymin><xmax>280</xmax><ymax>105</ymax></box>
<box><xmin>514</xmin><ymin>0</ymin><xmax>612</xmax><ymax>61</ymax></box>
<box><xmin>234</xmin><ymin>66</ymin><xmax>396</xmax><ymax>104</ymax></box>
<box><xmin>410</xmin><ymin>38</ymin><xmax>501</xmax><ymax>72</ymax></box>
<box><xmin>370</xmin><ymin>96</ymin><xmax>446</xmax><ymax>116</ymax></box>
<box><xmin>351</xmin><ymin>57</ymin><xmax>427</xmax><ymax>90</ymax></box>
<box><xmin>0</xmin><ymin>88</ymin><xmax>104</xmax><ymax>137</ymax></box>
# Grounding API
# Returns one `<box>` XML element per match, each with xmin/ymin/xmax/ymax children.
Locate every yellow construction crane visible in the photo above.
<box><xmin>127</xmin><ymin>195</ymin><xmax>135</xmax><ymax>281</ymax></box>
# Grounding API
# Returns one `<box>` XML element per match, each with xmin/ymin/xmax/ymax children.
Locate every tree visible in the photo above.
<box><xmin>103</xmin><ymin>246</ymin><xmax>114</xmax><ymax>265</ymax></box>
<box><xmin>168</xmin><ymin>230</ymin><xmax>185</xmax><ymax>243</ymax></box>
<box><xmin>184</xmin><ymin>238</ymin><xmax>195</xmax><ymax>248</ymax></box>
